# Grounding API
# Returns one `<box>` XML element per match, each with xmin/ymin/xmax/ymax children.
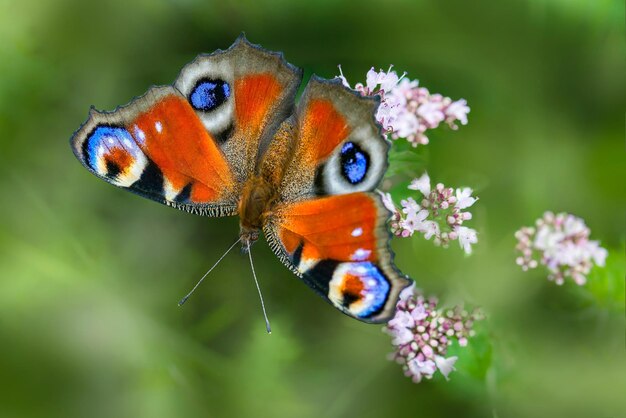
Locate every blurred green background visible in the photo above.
<box><xmin>1</xmin><ymin>0</ymin><xmax>624</xmax><ymax>417</ymax></box>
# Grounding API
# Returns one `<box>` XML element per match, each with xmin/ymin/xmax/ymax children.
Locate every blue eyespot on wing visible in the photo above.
<box><xmin>189</xmin><ymin>79</ymin><xmax>231</xmax><ymax>111</ymax></box>
<box><xmin>82</xmin><ymin>125</ymin><xmax>148</xmax><ymax>187</ymax></box>
<box><xmin>326</xmin><ymin>261</ymin><xmax>390</xmax><ymax>318</ymax></box>
<box><xmin>340</xmin><ymin>141</ymin><xmax>369</xmax><ymax>184</ymax></box>
<box><xmin>278</xmin><ymin>76</ymin><xmax>387</xmax><ymax>197</ymax></box>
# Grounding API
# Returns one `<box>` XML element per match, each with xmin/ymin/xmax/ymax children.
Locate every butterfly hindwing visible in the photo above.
<box><xmin>174</xmin><ymin>35</ymin><xmax>303</xmax><ymax>185</ymax></box>
<box><xmin>264</xmin><ymin>192</ymin><xmax>410</xmax><ymax>323</ymax></box>
<box><xmin>70</xmin><ymin>86</ymin><xmax>238</xmax><ymax>216</ymax></box>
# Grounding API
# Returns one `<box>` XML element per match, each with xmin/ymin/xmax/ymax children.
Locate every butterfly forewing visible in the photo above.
<box><xmin>70</xmin><ymin>86</ymin><xmax>239</xmax><ymax>216</ymax></box>
<box><xmin>174</xmin><ymin>36</ymin><xmax>303</xmax><ymax>184</ymax></box>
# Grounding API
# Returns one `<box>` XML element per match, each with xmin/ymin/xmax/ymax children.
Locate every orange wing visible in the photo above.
<box><xmin>70</xmin><ymin>86</ymin><xmax>238</xmax><ymax>216</ymax></box>
<box><xmin>264</xmin><ymin>192</ymin><xmax>411</xmax><ymax>323</ymax></box>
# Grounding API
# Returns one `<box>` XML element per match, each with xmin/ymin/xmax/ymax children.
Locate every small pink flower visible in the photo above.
<box><xmin>435</xmin><ymin>355</ymin><xmax>458</xmax><ymax>380</ymax></box>
<box><xmin>388</xmin><ymin>310</ymin><xmax>415</xmax><ymax>330</ymax></box>
<box><xmin>417</xmin><ymin>101</ymin><xmax>445</xmax><ymax>128</ymax></box>
<box><xmin>421</xmin><ymin>221</ymin><xmax>440</xmax><ymax>240</ymax></box>
<box><xmin>391</xmin><ymin>326</ymin><xmax>414</xmax><ymax>346</ymax></box>
<box><xmin>515</xmin><ymin>212</ymin><xmax>607</xmax><ymax>286</ymax></box>
<box><xmin>401</xmin><ymin>197</ymin><xmax>420</xmax><ymax>216</ymax></box>
<box><xmin>408</xmin><ymin>358</ymin><xmax>437</xmax><ymax>382</ymax></box>
<box><xmin>379</xmin><ymin>69</ymin><xmax>400</xmax><ymax>92</ymax></box>
<box><xmin>403</xmin><ymin>209</ymin><xmax>428</xmax><ymax>234</ymax></box>
<box><xmin>456</xmin><ymin>226</ymin><xmax>478</xmax><ymax>255</ymax></box>
<box><xmin>384</xmin><ymin>286</ymin><xmax>483</xmax><ymax>384</ymax></box>
<box><xmin>390</xmin><ymin>78</ymin><xmax>419</xmax><ymax>104</ymax></box>
<box><xmin>399</xmin><ymin>282</ymin><xmax>416</xmax><ymax>301</ymax></box>
<box><xmin>588</xmin><ymin>241</ymin><xmax>608</xmax><ymax>266</ymax></box>
<box><xmin>376</xmin><ymin>100</ymin><xmax>402</xmax><ymax>132</ymax></box>
<box><xmin>411</xmin><ymin>304</ymin><xmax>428</xmax><ymax>321</ymax></box>
<box><xmin>408</xmin><ymin>172</ymin><xmax>431</xmax><ymax>196</ymax></box>
<box><xmin>336</xmin><ymin>65</ymin><xmax>468</xmax><ymax>147</ymax></box>
<box><xmin>445</xmin><ymin>99</ymin><xmax>470</xmax><ymax>128</ymax></box>
<box><xmin>379</xmin><ymin>192</ymin><xmax>397</xmax><ymax>214</ymax></box>
<box><xmin>386</xmin><ymin>173</ymin><xmax>479</xmax><ymax>253</ymax></box>
<box><xmin>366</xmin><ymin>67</ymin><xmax>380</xmax><ymax>91</ymax></box>
<box><xmin>455</xmin><ymin>187</ymin><xmax>477</xmax><ymax>210</ymax></box>
<box><xmin>393</xmin><ymin>110</ymin><xmax>420</xmax><ymax>138</ymax></box>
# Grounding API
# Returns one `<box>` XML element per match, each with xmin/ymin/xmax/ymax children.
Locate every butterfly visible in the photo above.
<box><xmin>70</xmin><ymin>35</ymin><xmax>411</xmax><ymax>324</ymax></box>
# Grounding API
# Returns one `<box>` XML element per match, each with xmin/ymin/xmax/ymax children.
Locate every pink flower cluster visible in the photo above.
<box><xmin>337</xmin><ymin>66</ymin><xmax>469</xmax><ymax>146</ymax></box>
<box><xmin>380</xmin><ymin>173</ymin><xmax>478</xmax><ymax>254</ymax></box>
<box><xmin>384</xmin><ymin>284</ymin><xmax>483</xmax><ymax>383</ymax></box>
<box><xmin>515</xmin><ymin>212</ymin><xmax>608</xmax><ymax>285</ymax></box>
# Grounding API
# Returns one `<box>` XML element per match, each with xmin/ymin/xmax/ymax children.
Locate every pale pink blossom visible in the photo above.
<box><xmin>378</xmin><ymin>68</ymin><xmax>401</xmax><ymax>92</ymax></box>
<box><xmin>402</xmin><ymin>209</ymin><xmax>429</xmax><ymax>234</ymax></box>
<box><xmin>408</xmin><ymin>358</ymin><xmax>437</xmax><ymax>382</ymax></box>
<box><xmin>421</xmin><ymin>221</ymin><xmax>440</xmax><ymax>240</ymax></box>
<box><xmin>385</xmin><ymin>173</ymin><xmax>479</xmax><ymax>253</ymax></box>
<box><xmin>336</xmin><ymin>66</ymin><xmax>469</xmax><ymax>147</ymax></box>
<box><xmin>408</xmin><ymin>172</ymin><xmax>431</xmax><ymax>195</ymax></box>
<box><xmin>391</xmin><ymin>78</ymin><xmax>419</xmax><ymax>104</ymax></box>
<box><xmin>515</xmin><ymin>212</ymin><xmax>607</xmax><ymax>285</ymax></box>
<box><xmin>388</xmin><ymin>310</ymin><xmax>415</xmax><ymax>330</ymax></box>
<box><xmin>417</xmin><ymin>101</ymin><xmax>445</xmax><ymax>127</ymax></box>
<box><xmin>391</xmin><ymin>326</ymin><xmax>414</xmax><ymax>346</ymax></box>
<box><xmin>384</xmin><ymin>285</ymin><xmax>483</xmax><ymax>384</ymax></box>
<box><xmin>380</xmin><ymin>192</ymin><xmax>397</xmax><ymax>214</ymax></box>
<box><xmin>393</xmin><ymin>110</ymin><xmax>420</xmax><ymax>138</ymax></box>
<box><xmin>455</xmin><ymin>187</ymin><xmax>477</xmax><ymax>210</ymax></box>
<box><xmin>401</xmin><ymin>197</ymin><xmax>420</xmax><ymax>216</ymax></box>
<box><xmin>435</xmin><ymin>355</ymin><xmax>458</xmax><ymax>380</ymax></box>
<box><xmin>336</xmin><ymin>65</ymin><xmax>351</xmax><ymax>89</ymax></box>
<box><xmin>365</xmin><ymin>67</ymin><xmax>380</xmax><ymax>91</ymax></box>
<box><xmin>445</xmin><ymin>99</ymin><xmax>470</xmax><ymax>128</ymax></box>
<box><xmin>456</xmin><ymin>226</ymin><xmax>478</xmax><ymax>255</ymax></box>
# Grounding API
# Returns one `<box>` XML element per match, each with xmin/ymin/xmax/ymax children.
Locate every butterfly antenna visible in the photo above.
<box><xmin>178</xmin><ymin>237</ymin><xmax>242</xmax><ymax>306</ymax></box>
<box><xmin>247</xmin><ymin>241</ymin><xmax>272</xmax><ymax>334</ymax></box>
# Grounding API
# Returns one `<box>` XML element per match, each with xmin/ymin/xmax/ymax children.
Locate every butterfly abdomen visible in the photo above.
<box><xmin>238</xmin><ymin>176</ymin><xmax>279</xmax><ymax>241</ymax></box>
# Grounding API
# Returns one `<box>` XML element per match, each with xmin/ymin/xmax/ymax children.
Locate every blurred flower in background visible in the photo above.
<box><xmin>380</xmin><ymin>173</ymin><xmax>479</xmax><ymax>254</ymax></box>
<box><xmin>515</xmin><ymin>211</ymin><xmax>608</xmax><ymax>285</ymax></box>
<box><xmin>384</xmin><ymin>284</ymin><xmax>483</xmax><ymax>383</ymax></box>
<box><xmin>337</xmin><ymin>66</ymin><xmax>470</xmax><ymax>146</ymax></box>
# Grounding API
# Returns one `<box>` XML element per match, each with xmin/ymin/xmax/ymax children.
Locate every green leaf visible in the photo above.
<box><xmin>446</xmin><ymin>320</ymin><xmax>493</xmax><ymax>382</ymax></box>
<box><xmin>386</xmin><ymin>140</ymin><xmax>428</xmax><ymax>178</ymax></box>
<box><xmin>388</xmin><ymin>180</ymin><xmax>412</xmax><ymax>202</ymax></box>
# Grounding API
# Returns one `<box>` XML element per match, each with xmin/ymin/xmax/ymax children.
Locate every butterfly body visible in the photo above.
<box><xmin>238</xmin><ymin>175</ymin><xmax>277</xmax><ymax>245</ymax></box>
<box><xmin>71</xmin><ymin>35</ymin><xmax>411</xmax><ymax>323</ymax></box>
